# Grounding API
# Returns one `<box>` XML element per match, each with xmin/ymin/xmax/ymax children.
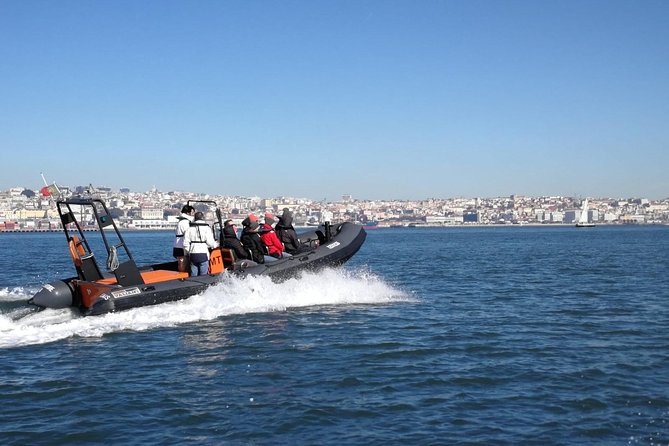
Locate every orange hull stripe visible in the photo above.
<box><xmin>96</xmin><ymin>270</ymin><xmax>189</xmax><ymax>285</ymax></box>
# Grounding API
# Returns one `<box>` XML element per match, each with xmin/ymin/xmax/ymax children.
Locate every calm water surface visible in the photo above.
<box><xmin>1</xmin><ymin>226</ymin><xmax>668</xmax><ymax>445</ymax></box>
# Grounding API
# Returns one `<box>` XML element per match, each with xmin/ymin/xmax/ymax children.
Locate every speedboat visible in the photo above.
<box><xmin>29</xmin><ymin>198</ymin><xmax>366</xmax><ymax>316</ymax></box>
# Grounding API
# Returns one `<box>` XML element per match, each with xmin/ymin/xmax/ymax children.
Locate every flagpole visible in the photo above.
<box><xmin>40</xmin><ymin>172</ymin><xmax>61</xmax><ymax>198</ymax></box>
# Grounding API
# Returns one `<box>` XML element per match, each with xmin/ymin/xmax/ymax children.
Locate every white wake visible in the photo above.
<box><xmin>0</xmin><ymin>268</ymin><xmax>410</xmax><ymax>349</ymax></box>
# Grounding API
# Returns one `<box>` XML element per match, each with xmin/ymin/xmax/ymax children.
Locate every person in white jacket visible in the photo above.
<box><xmin>173</xmin><ymin>205</ymin><xmax>195</xmax><ymax>272</ymax></box>
<box><xmin>173</xmin><ymin>205</ymin><xmax>195</xmax><ymax>257</ymax></box>
<box><xmin>183</xmin><ymin>212</ymin><xmax>218</xmax><ymax>276</ymax></box>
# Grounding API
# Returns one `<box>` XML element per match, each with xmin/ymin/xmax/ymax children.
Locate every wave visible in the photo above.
<box><xmin>0</xmin><ymin>268</ymin><xmax>410</xmax><ymax>349</ymax></box>
<box><xmin>0</xmin><ymin>286</ymin><xmax>37</xmax><ymax>301</ymax></box>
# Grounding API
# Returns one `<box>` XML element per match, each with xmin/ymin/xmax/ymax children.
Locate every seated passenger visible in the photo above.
<box><xmin>221</xmin><ymin>219</ymin><xmax>249</xmax><ymax>260</ymax></box>
<box><xmin>240</xmin><ymin>214</ymin><xmax>275</xmax><ymax>263</ymax></box>
<box><xmin>275</xmin><ymin>208</ymin><xmax>309</xmax><ymax>255</ymax></box>
<box><xmin>183</xmin><ymin>212</ymin><xmax>218</xmax><ymax>276</ymax></box>
<box><xmin>261</xmin><ymin>212</ymin><xmax>290</xmax><ymax>259</ymax></box>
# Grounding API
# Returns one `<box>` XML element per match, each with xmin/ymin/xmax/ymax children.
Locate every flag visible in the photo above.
<box><xmin>40</xmin><ymin>183</ymin><xmax>60</xmax><ymax>197</ymax></box>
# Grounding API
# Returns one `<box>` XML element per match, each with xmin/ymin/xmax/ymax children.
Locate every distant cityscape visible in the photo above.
<box><xmin>1</xmin><ymin>184</ymin><xmax>668</xmax><ymax>232</ymax></box>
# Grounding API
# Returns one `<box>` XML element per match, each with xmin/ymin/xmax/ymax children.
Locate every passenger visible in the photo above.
<box><xmin>261</xmin><ymin>212</ymin><xmax>290</xmax><ymax>259</ymax></box>
<box><xmin>275</xmin><ymin>208</ymin><xmax>308</xmax><ymax>254</ymax></box>
<box><xmin>183</xmin><ymin>211</ymin><xmax>218</xmax><ymax>276</ymax></box>
<box><xmin>221</xmin><ymin>219</ymin><xmax>249</xmax><ymax>260</ymax></box>
<box><xmin>173</xmin><ymin>204</ymin><xmax>195</xmax><ymax>272</ymax></box>
<box><xmin>240</xmin><ymin>214</ymin><xmax>274</xmax><ymax>264</ymax></box>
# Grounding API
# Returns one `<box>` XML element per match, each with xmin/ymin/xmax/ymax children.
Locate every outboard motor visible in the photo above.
<box><xmin>29</xmin><ymin>280</ymin><xmax>75</xmax><ymax>309</ymax></box>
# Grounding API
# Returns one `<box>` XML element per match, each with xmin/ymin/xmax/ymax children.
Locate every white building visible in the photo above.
<box><xmin>425</xmin><ymin>215</ymin><xmax>463</xmax><ymax>225</ymax></box>
<box><xmin>131</xmin><ymin>219</ymin><xmax>176</xmax><ymax>230</ymax></box>
<box><xmin>140</xmin><ymin>208</ymin><xmax>163</xmax><ymax>219</ymax></box>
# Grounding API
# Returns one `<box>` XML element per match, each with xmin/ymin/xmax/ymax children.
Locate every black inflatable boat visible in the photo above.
<box><xmin>29</xmin><ymin>198</ymin><xmax>366</xmax><ymax>315</ymax></box>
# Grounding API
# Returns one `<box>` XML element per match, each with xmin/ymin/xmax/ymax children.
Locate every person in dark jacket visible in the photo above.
<box><xmin>240</xmin><ymin>215</ymin><xmax>269</xmax><ymax>264</ymax></box>
<box><xmin>221</xmin><ymin>220</ymin><xmax>249</xmax><ymax>260</ymax></box>
<box><xmin>275</xmin><ymin>208</ymin><xmax>307</xmax><ymax>254</ymax></box>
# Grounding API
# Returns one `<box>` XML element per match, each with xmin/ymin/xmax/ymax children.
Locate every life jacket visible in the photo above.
<box><xmin>175</xmin><ymin>215</ymin><xmax>190</xmax><ymax>238</ymax></box>
<box><xmin>189</xmin><ymin>221</ymin><xmax>210</xmax><ymax>244</ymax></box>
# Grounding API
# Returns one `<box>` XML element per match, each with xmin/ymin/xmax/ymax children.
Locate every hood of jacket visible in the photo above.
<box><xmin>223</xmin><ymin>224</ymin><xmax>238</xmax><ymax>239</ymax></box>
<box><xmin>242</xmin><ymin>216</ymin><xmax>260</xmax><ymax>232</ymax></box>
<box><xmin>278</xmin><ymin>209</ymin><xmax>294</xmax><ymax>227</ymax></box>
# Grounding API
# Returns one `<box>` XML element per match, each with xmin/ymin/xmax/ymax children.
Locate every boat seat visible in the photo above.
<box><xmin>97</xmin><ymin>270</ymin><xmax>189</xmax><ymax>285</ymax></box>
<box><xmin>80</xmin><ymin>254</ymin><xmax>104</xmax><ymax>282</ymax></box>
<box><xmin>220</xmin><ymin>248</ymin><xmax>236</xmax><ymax>269</ymax></box>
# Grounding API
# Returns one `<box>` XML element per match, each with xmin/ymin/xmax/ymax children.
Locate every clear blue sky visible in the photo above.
<box><xmin>1</xmin><ymin>0</ymin><xmax>667</xmax><ymax>200</ymax></box>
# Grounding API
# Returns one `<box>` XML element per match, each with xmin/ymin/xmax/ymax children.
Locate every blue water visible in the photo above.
<box><xmin>1</xmin><ymin>226</ymin><xmax>668</xmax><ymax>445</ymax></box>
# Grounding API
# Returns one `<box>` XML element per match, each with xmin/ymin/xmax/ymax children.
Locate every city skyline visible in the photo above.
<box><xmin>2</xmin><ymin>1</ymin><xmax>668</xmax><ymax>200</ymax></box>
<box><xmin>2</xmin><ymin>183</ymin><xmax>667</xmax><ymax>230</ymax></box>
<box><xmin>2</xmin><ymin>182</ymin><xmax>666</xmax><ymax>204</ymax></box>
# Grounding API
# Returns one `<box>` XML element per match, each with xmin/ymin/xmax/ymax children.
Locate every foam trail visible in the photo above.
<box><xmin>0</xmin><ymin>268</ymin><xmax>410</xmax><ymax>349</ymax></box>
<box><xmin>0</xmin><ymin>286</ymin><xmax>40</xmax><ymax>322</ymax></box>
<box><xmin>0</xmin><ymin>286</ymin><xmax>36</xmax><ymax>301</ymax></box>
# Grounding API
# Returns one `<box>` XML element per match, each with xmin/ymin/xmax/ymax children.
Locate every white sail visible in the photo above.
<box><xmin>577</xmin><ymin>199</ymin><xmax>589</xmax><ymax>224</ymax></box>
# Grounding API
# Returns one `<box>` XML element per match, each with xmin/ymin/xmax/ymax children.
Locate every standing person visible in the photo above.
<box><xmin>260</xmin><ymin>212</ymin><xmax>289</xmax><ymax>258</ymax></box>
<box><xmin>221</xmin><ymin>219</ymin><xmax>249</xmax><ymax>260</ymax></box>
<box><xmin>184</xmin><ymin>212</ymin><xmax>218</xmax><ymax>276</ymax></box>
<box><xmin>275</xmin><ymin>208</ymin><xmax>307</xmax><ymax>254</ymax></box>
<box><xmin>240</xmin><ymin>214</ymin><xmax>272</xmax><ymax>263</ymax></box>
<box><xmin>173</xmin><ymin>205</ymin><xmax>195</xmax><ymax>272</ymax></box>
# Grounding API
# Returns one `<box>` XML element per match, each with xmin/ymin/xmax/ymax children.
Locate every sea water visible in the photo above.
<box><xmin>1</xmin><ymin>227</ymin><xmax>668</xmax><ymax>445</ymax></box>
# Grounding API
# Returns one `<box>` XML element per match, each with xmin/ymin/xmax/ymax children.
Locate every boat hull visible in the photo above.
<box><xmin>239</xmin><ymin>221</ymin><xmax>367</xmax><ymax>279</ymax></box>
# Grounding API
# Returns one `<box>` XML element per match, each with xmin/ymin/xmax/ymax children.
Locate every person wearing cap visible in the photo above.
<box><xmin>173</xmin><ymin>204</ymin><xmax>195</xmax><ymax>272</ymax></box>
<box><xmin>183</xmin><ymin>211</ymin><xmax>219</xmax><ymax>276</ymax></box>
<box><xmin>240</xmin><ymin>214</ymin><xmax>274</xmax><ymax>263</ymax></box>
<box><xmin>221</xmin><ymin>219</ymin><xmax>249</xmax><ymax>260</ymax></box>
<box><xmin>260</xmin><ymin>212</ymin><xmax>290</xmax><ymax>259</ymax></box>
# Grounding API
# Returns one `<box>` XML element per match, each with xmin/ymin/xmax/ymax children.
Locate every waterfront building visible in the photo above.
<box><xmin>424</xmin><ymin>215</ymin><xmax>464</xmax><ymax>225</ymax></box>
<box><xmin>565</xmin><ymin>210</ymin><xmax>577</xmax><ymax>223</ymax></box>
<box><xmin>463</xmin><ymin>211</ymin><xmax>478</xmax><ymax>223</ymax></box>
<box><xmin>140</xmin><ymin>208</ymin><xmax>164</xmax><ymax>220</ymax></box>
<box><xmin>12</xmin><ymin>209</ymin><xmax>47</xmax><ymax>220</ymax></box>
<box><xmin>130</xmin><ymin>219</ymin><xmax>176</xmax><ymax>230</ymax></box>
<box><xmin>533</xmin><ymin>209</ymin><xmax>546</xmax><ymax>222</ymax></box>
<box><xmin>620</xmin><ymin>214</ymin><xmax>646</xmax><ymax>224</ymax></box>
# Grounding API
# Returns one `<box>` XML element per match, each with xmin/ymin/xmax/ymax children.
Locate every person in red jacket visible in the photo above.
<box><xmin>260</xmin><ymin>212</ymin><xmax>290</xmax><ymax>259</ymax></box>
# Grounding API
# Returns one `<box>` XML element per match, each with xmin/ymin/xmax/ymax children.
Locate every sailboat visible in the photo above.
<box><xmin>575</xmin><ymin>198</ymin><xmax>595</xmax><ymax>228</ymax></box>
